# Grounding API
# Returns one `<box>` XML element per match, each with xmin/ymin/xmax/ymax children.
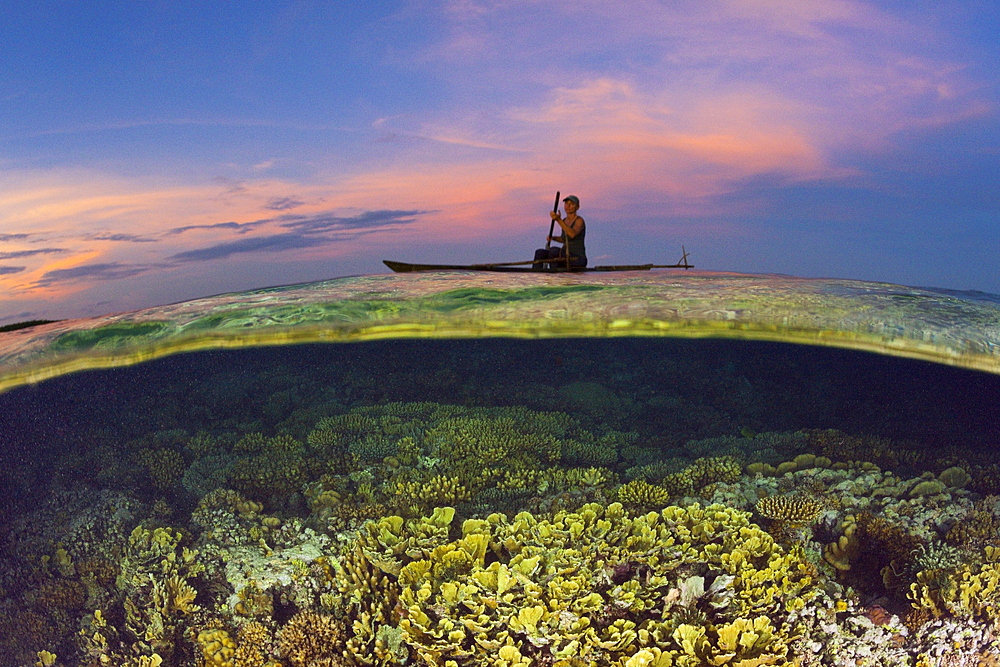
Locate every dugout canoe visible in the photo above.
<box><xmin>384</xmin><ymin>249</ymin><xmax>692</xmax><ymax>273</ymax></box>
<box><xmin>383</xmin><ymin>261</ymin><xmax>693</xmax><ymax>273</ymax></box>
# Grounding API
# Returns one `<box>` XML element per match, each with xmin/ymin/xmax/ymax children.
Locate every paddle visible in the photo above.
<box><xmin>545</xmin><ymin>191</ymin><xmax>560</xmax><ymax>250</ymax></box>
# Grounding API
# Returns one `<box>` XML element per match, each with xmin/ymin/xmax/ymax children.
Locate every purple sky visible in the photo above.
<box><xmin>1</xmin><ymin>1</ymin><xmax>998</xmax><ymax>324</ymax></box>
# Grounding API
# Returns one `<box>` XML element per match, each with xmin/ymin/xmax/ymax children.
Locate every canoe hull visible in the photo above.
<box><xmin>383</xmin><ymin>261</ymin><xmax>691</xmax><ymax>273</ymax></box>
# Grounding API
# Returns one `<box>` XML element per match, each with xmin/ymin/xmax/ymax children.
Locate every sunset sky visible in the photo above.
<box><xmin>2</xmin><ymin>1</ymin><xmax>998</xmax><ymax>324</ymax></box>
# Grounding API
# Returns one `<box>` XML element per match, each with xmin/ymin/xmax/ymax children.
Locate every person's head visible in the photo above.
<box><xmin>563</xmin><ymin>195</ymin><xmax>580</xmax><ymax>213</ymax></box>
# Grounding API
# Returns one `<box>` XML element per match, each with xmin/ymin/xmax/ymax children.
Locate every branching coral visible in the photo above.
<box><xmin>276</xmin><ymin>611</ymin><xmax>347</xmax><ymax>667</ymax></box>
<box><xmin>755</xmin><ymin>495</ymin><xmax>823</xmax><ymax>524</ymax></box>
<box><xmin>229</xmin><ymin>434</ymin><xmax>322</xmax><ymax>498</ymax></box>
<box><xmin>945</xmin><ymin>495</ymin><xmax>1000</xmax><ymax>549</ymax></box>
<box><xmin>617</xmin><ymin>479</ymin><xmax>671</xmax><ymax>507</ymax></box>
<box><xmin>138</xmin><ymin>448</ymin><xmax>186</xmax><ymax>491</ymax></box>
<box><xmin>388</xmin><ymin>474</ymin><xmax>471</xmax><ymax>511</ymax></box>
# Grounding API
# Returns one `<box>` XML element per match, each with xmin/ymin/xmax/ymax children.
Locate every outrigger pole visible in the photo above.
<box><xmin>649</xmin><ymin>246</ymin><xmax>691</xmax><ymax>269</ymax></box>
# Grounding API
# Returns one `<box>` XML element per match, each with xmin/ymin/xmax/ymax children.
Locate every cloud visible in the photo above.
<box><xmin>265</xmin><ymin>197</ymin><xmax>305</xmax><ymax>211</ymax></box>
<box><xmin>88</xmin><ymin>233</ymin><xmax>159</xmax><ymax>243</ymax></box>
<box><xmin>33</xmin><ymin>263</ymin><xmax>158</xmax><ymax>287</ymax></box>
<box><xmin>0</xmin><ymin>248</ymin><xmax>67</xmax><ymax>260</ymax></box>
<box><xmin>168</xmin><ymin>234</ymin><xmax>327</xmax><ymax>262</ymax></box>
<box><xmin>279</xmin><ymin>209</ymin><xmax>428</xmax><ymax>233</ymax></box>
<box><xmin>167</xmin><ymin>221</ymin><xmax>254</xmax><ymax>235</ymax></box>
<box><xmin>169</xmin><ymin>209</ymin><xmax>427</xmax><ymax>262</ymax></box>
<box><xmin>0</xmin><ymin>234</ymin><xmax>30</xmax><ymax>242</ymax></box>
<box><xmin>0</xmin><ymin>266</ymin><xmax>25</xmax><ymax>275</ymax></box>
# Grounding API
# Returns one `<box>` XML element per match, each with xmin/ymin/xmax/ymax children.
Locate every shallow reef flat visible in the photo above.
<box><xmin>1</xmin><ymin>270</ymin><xmax>999</xmax><ymax>395</ymax></box>
<box><xmin>1</xmin><ymin>277</ymin><xmax>1000</xmax><ymax>666</ymax></box>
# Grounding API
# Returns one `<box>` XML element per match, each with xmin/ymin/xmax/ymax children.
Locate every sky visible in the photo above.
<box><xmin>1</xmin><ymin>0</ymin><xmax>999</xmax><ymax>324</ymax></box>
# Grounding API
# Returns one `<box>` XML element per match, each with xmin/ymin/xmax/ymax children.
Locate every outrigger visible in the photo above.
<box><xmin>383</xmin><ymin>248</ymin><xmax>692</xmax><ymax>273</ymax></box>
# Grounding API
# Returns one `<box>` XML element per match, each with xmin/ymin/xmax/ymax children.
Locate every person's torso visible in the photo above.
<box><xmin>566</xmin><ymin>218</ymin><xmax>586</xmax><ymax>258</ymax></box>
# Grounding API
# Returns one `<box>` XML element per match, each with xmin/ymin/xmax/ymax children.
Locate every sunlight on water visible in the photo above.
<box><xmin>2</xmin><ymin>271</ymin><xmax>999</xmax><ymax>395</ymax></box>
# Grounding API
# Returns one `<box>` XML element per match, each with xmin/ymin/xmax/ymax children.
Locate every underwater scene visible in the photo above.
<box><xmin>2</xmin><ymin>272</ymin><xmax>1000</xmax><ymax>667</ymax></box>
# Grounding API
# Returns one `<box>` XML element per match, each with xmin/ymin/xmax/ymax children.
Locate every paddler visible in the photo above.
<box><xmin>533</xmin><ymin>195</ymin><xmax>587</xmax><ymax>270</ymax></box>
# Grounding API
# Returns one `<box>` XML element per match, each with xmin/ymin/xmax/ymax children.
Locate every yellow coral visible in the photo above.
<box><xmin>617</xmin><ymin>479</ymin><xmax>670</xmax><ymax>506</ymax></box>
<box><xmin>755</xmin><ymin>495</ymin><xmax>823</xmax><ymax>524</ymax></box>
<box><xmin>234</xmin><ymin>622</ymin><xmax>271</xmax><ymax>667</ymax></box>
<box><xmin>198</xmin><ymin>628</ymin><xmax>237</xmax><ymax>667</ymax></box>
<box><xmin>34</xmin><ymin>651</ymin><xmax>56</xmax><ymax>667</ymax></box>
<box><xmin>823</xmin><ymin>515</ymin><xmax>859</xmax><ymax>571</ymax></box>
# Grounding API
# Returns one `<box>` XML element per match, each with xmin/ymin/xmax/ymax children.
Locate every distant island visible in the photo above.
<box><xmin>0</xmin><ymin>319</ymin><xmax>59</xmax><ymax>333</ymax></box>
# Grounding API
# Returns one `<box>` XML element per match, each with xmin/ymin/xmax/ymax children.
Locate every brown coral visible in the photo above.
<box><xmin>234</xmin><ymin>621</ymin><xmax>272</xmax><ymax>667</ymax></box>
<box><xmin>857</xmin><ymin>512</ymin><xmax>923</xmax><ymax>564</ymax></box>
<box><xmin>276</xmin><ymin>611</ymin><xmax>347</xmax><ymax>667</ymax></box>
<box><xmin>945</xmin><ymin>496</ymin><xmax>1000</xmax><ymax>549</ymax></box>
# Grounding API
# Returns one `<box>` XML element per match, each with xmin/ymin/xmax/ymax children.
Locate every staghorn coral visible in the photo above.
<box><xmin>686</xmin><ymin>455</ymin><xmax>742</xmax><ymax>488</ymax></box>
<box><xmin>228</xmin><ymin>434</ymin><xmax>323</xmax><ymax>498</ymax></box>
<box><xmin>653</xmin><ymin>456</ymin><xmax>742</xmax><ymax>499</ymax></box>
<box><xmin>559</xmin><ymin>430</ymin><xmax>625</xmax><ymax>467</ymax></box>
<box><xmin>233</xmin><ymin>621</ymin><xmax>272</xmax><ymax>667</ymax></box>
<box><xmin>388</xmin><ymin>474</ymin><xmax>471</xmax><ymax>511</ymax></box>
<box><xmin>856</xmin><ymin>511</ymin><xmax>924</xmax><ymax>567</ymax></box>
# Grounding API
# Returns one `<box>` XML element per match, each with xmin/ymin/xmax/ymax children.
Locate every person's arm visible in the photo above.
<box><xmin>553</xmin><ymin>216</ymin><xmax>583</xmax><ymax>238</ymax></box>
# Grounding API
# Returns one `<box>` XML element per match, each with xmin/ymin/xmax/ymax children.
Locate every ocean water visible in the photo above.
<box><xmin>1</xmin><ymin>271</ymin><xmax>999</xmax><ymax>666</ymax></box>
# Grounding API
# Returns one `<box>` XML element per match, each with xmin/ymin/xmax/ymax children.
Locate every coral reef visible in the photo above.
<box><xmin>756</xmin><ymin>495</ymin><xmax>824</xmax><ymax>524</ymax></box>
<box><xmin>3</xmin><ymin>394</ymin><xmax>1000</xmax><ymax>665</ymax></box>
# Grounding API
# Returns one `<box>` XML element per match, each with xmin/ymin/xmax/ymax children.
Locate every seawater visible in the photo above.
<box><xmin>1</xmin><ymin>272</ymin><xmax>1000</xmax><ymax>666</ymax></box>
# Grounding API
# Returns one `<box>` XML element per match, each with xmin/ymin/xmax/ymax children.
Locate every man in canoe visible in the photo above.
<box><xmin>533</xmin><ymin>195</ymin><xmax>587</xmax><ymax>270</ymax></box>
